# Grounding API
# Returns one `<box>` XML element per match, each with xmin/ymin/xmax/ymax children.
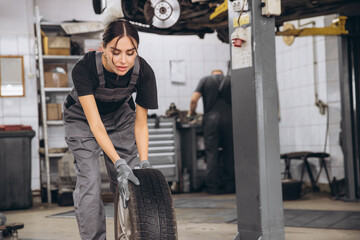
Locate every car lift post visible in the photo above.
<box><xmin>228</xmin><ymin>1</ymin><xmax>285</xmax><ymax>239</ymax></box>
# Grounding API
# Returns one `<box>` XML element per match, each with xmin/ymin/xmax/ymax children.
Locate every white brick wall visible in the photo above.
<box><xmin>276</xmin><ymin>15</ymin><xmax>344</xmax><ymax>184</ymax></box>
<box><xmin>0</xmin><ymin>0</ymin><xmax>40</xmax><ymax>190</ymax></box>
<box><xmin>138</xmin><ymin>33</ymin><xmax>230</xmax><ymax>115</ymax></box>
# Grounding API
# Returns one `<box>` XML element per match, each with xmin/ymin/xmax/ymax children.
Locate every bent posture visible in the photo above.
<box><xmin>63</xmin><ymin>19</ymin><xmax>158</xmax><ymax>240</ymax></box>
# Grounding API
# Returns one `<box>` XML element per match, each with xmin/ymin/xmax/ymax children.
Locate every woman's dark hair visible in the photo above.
<box><xmin>102</xmin><ymin>18</ymin><xmax>139</xmax><ymax>50</ymax></box>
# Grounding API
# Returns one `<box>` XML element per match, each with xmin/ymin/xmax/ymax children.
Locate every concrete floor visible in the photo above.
<box><xmin>2</xmin><ymin>192</ymin><xmax>360</xmax><ymax>240</ymax></box>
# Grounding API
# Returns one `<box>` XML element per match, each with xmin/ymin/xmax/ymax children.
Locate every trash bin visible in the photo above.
<box><xmin>0</xmin><ymin>125</ymin><xmax>35</xmax><ymax>210</ymax></box>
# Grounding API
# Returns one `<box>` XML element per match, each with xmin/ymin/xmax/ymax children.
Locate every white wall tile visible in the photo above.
<box><xmin>283</xmin><ymin>50</ymin><xmax>292</xmax><ymax>71</ymax></box>
<box><xmin>17</xmin><ymin>34</ymin><xmax>30</xmax><ymax>55</ymax></box>
<box><xmin>328</xmin><ymin>123</ymin><xmax>341</xmax><ymax>146</ymax></box>
<box><xmin>176</xmin><ymin>44</ymin><xmax>190</xmax><ymax>60</ymax></box>
<box><xmin>276</xmin><ymin>72</ymin><xmax>284</xmax><ymax>91</ymax></box>
<box><xmin>216</xmin><ymin>44</ymin><xmax>230</xmax><ymax>61</ymax></box>
<box><xmin>325</xmin><ymin>37</ymin><xmax>339</xmax><ymax>61</ymax></box>
<box><xmin>276</xmin><ymin>52</ymin><xmax>284</xmax><ymax>72</ymax></box>
<box><xmin>162</xmin><ymin>43</ymin><xmax>177</xmax><ymax>60</ymax></box>
<box><xmin>0</xmin><ymin>34</ymin><xmax>18</xmax><ymax>55</ymax></box>
<box><xmin>203</xmin><ymin>61</ymin><xmax>220</xmax><ymax>76</ymax></box>
<box><xmin>326</xmin><ymin>59</ymin><xmax>340</xmax><ymax>82</ymax></box>
<box><xmin>0</xmin><ymin>98</ymin><xmax>3</xmax><ymax>122</ymax></box>
<box><xmin>327</xmin><ymin>81</ymin><xmax>341</xmax><ymax>103</ymax></box>
<box><xmin>2</xmin><ymin>98</ymin><xmax>21</xmax><ymax>116</ymax></box>
<box><xmin>275</xmin><ymin>37</ymin><xmax>284</xmax><ymax>53</ymax></box>
<box><xmin>317</xmin><ymin>81</ymin><xmax>328</xmax><ymax>102</ymax></box>
<box><xmin>150</xmin><ymin>60</ymin><xmax>166</xmax><ymax>80</ymax></box>
<box><xmin>329</xmin><ymin>145</ymin><xmax>344</xmax><ymax>166</ymax></box>
<box><xmin>328</xmin><ymin>102</ymin><xmax>341</xmax><ymax>124</ymax></box>
<box><xmin>203</xmin><ymin>43</ymin><xmax>217</xmax><ymax>60</ymax></box>
<box><xmin>31</xmin><ymin>176</ymin><xmax>41</xmax><ymax>190</ymax></box>
<box><xmin>317</xmin><ymin>61</ymin><xmax>327</xmax><ymax>84</ymax></box>
<box><xmin>216</xmin><ymin>60</ymin><xmax>230</xmax><ymax>75</ymax></box>
<box><xmin>189</xmin><ymin>44</ymin><xmax>204</xmax><ymax>61</ymax></box>
<box><xmin>148</xmin><ymin>43</ymin><xmax>164</xmax><ymax>61</ymax></box>
<box><xmin>155</xmin><ymin>78</ymin><xmax>166</xmax><ymax>98</ymax></box>
<box><xmin>3</xmin><ymin>116</ymin><xmax>21</xmax><ymax>124</ymax></box>
<box><xmin>189</xmin><ymin>61</ymin><xmax>205</xmax><ymax>80</ymax></box>
<box><xmin>316</xmin><ymin>37</ymin><xmax>326</xmax><ymax>62</ymax></box>
<box><xmin>20</xmin><ymin>96</ymin><xmax>38</xmax><ymax>117</ymax></box>
<box><xmin>164</xmin><ymin>81</ymin><xmax>178</xmax><ymax>97</ymax></box>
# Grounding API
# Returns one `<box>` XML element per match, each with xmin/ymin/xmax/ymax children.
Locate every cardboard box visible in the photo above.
<box><xmin>42</xmin><ymin>31</ymin><xmax>71</xmax><ymax>55</ymax></box>
<box><xmin>44</xmin><ymin>63</ymin><xmax>67</xmax><ymax>73</ymax></box>
<box><xmin>47</xmin><ymin>48</ymin><xmax>71</xmax><ymax>55</ymax></box>
<box><xmin>46</xmin><ymin>103</ymin><xmax>62</xmax><ymax>120</ymax></box>
<box><xmin>44</xmin><ymin>72</ymin><xmax>68</xmax><ymax>87</ymax></box>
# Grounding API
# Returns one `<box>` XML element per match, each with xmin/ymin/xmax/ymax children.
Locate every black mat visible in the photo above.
<box><xmin>48</xmin><ymin>200</ymin><xmax>360</xmax><ymax>230</ymax></box>
<box><xmin>284</xmin><ymin>209</ymin><xmax>360</xmax><ymax>230</ymax></box>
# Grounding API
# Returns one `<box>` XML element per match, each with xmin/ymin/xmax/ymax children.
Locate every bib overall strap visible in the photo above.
<box><xmin>128</xmin><ymin>56</ymin><xmax>140</xmax><ymax>89</ymax></box>
<box><xmin>95</xmin><ymin>51</ymin><xmax>105</xmax><ymax>87</ymax></box>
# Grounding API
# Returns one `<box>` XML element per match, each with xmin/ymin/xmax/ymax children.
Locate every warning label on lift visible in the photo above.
<box><xmin>231</xmin><ymin>26</ymin><xmax>252</xmax><ymax>69</ymax></box>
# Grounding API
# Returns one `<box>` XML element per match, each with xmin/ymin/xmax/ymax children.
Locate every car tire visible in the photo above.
<box><xmin>216</xmin><ymin>27</ymin><xmax>229</xmax><ymax>43</ymax></box>
<box><xmin>93</xmin><ymin>0</ymin><xmax>103</xmax><ymax>14</ymax></box>
<box><xmin>114</xmin><ymin>169</ymin><xmax>178</xmax><ymax>240</ymax></box>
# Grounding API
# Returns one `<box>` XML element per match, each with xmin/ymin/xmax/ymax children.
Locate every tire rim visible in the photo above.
<box><xmin>117</xmin><ymin>197</ymin><xmax>132</xmax><ymax>240</ymax></box>
<box><xmin>150</xmin><ymin>0</ymin><xmax>180</xmax><ymax>28</ymax></box>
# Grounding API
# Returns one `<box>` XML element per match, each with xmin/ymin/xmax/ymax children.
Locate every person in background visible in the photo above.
<box><xmin>188</xmin><ymin>69</ymin><xmax>235</xmax><ymax>194</ymax></box>
<box><xmin>63</xmin><ymin>18</ymin><xmax>158</xmax><ymax>239</ymax></box>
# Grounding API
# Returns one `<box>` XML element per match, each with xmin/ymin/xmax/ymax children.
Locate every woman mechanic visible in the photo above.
<box><xmin>63</xmin><ymin>19</ymin><xmax>158</xmax><ymax>240</ymax></box>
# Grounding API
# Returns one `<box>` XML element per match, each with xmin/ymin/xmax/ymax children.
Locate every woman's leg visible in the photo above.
<box><xmin>66</xmin><ymin>136</ymin><xmax>105</xmax><ymax>240</ymax></box>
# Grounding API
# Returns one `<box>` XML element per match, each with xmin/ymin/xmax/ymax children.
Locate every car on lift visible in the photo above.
<box><xmin>93</xmin><ymin>0</ymin><xmax>229</xmax><ymax>43</ymax></box>
<box><xmin>93</xmin><ymin>0</ymin><xmax>360</xmax><ymax>44</ymax></box>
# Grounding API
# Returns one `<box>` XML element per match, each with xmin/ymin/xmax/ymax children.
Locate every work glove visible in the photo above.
<box><xmin>115</xmin><ymin>159</ymin><xmax>140</xmax><ymax>209</ymax></box>
<box><xmin>140</xmin><ymin>160</ymin><xmax>152</xmax><ymax>169</ymax></box>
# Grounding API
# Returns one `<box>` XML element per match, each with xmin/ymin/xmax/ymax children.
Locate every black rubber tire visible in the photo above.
<box><xmin>93</xmin><ymin>0</ymin><xmax>102</xmax><ymax>14</ymax></box>
<box><xmin>115</xmin><ymin>169</ymin><xmax>178</xmax><ymax>240</ymax></box>
<box><xmin>216</xmin><ymin>27</ymin><xmax>229</xmax><ymax>43</ymax></box>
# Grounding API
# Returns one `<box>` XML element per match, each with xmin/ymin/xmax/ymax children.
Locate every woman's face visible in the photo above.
<box><xmin>102</xmin><ymin>36</ymin><xmax>138</xmax><ymax>76</ymax></box>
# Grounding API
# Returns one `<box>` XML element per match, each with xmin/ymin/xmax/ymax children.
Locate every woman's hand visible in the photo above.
<box><xmin>115</xmin><ymin>159</ymin><xmax>140</xmax><ymax>209</ymax></box>
<box><xmin>140</xmin><ymin>160</ymin><xmax>152</xmax><ymax>169</ymax></box>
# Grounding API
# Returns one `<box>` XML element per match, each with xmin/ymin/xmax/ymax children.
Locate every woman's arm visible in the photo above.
<box><xmin>135</xmin><ymin>104</ymin><xmax>149</xmax><ymax>162</ymax></box>
<box><xmin>78</xmin><ymin>95</ymin><xmax>120</xmax><ymax>163</ymax></box>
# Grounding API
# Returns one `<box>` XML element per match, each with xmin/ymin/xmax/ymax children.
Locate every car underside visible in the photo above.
<box><xmin>93</xmin><ymin>0</ymin><xmax>360</xmax><ymax>43</ymax></box>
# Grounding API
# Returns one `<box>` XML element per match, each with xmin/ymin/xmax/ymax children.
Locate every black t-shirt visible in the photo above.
<box><xmin>71</xmin><ymin>51</ymin><xmax>158</xmax><ymax>115</ymax></box>
<box><xmin>195</xmin><ymin>74</ymin><xmax>224</xmax><ymax>113</ymax></box>
<box><xmin>219</xmin><ymin>76</ymin><xmax>232</xmax><ymax>107</ymax></box>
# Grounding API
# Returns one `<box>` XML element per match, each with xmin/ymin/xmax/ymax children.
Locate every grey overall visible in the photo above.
<box><xmin>63</xmin><ymin>51</ymin><xmax>140</xmax><ymax>240</ymax></box>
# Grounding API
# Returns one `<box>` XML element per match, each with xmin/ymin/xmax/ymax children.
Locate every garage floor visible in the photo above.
<box><xmin>2</xmin><ymin>192</ymin><xmax>360</xmax><ymax>240</ymax></box>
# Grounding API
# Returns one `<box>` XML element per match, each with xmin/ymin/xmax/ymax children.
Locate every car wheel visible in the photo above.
<box><xmin>114</xmin><ymin>169</ymin><xmax>178</xmax><ymax>240</ymax></box>
<box><xmin>216</xmin><ymin>27</ymin><xmax>229</xmax><ymax>43</ymax></box>
<box><xmin>93</xmin><ymin>0</ymin><xmax>106</xmax><ymax>14</ymax></box>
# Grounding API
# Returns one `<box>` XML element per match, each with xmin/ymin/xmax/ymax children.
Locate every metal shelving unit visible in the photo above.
<box><xmin>44</xmin><ymin>87</ymin><xmax>73</xmax><ymax>92</ymax></box>
<box><xmin>35</xmin><ymin>6</ymin><xmax>83</xmax><ymax>204</ymax></box>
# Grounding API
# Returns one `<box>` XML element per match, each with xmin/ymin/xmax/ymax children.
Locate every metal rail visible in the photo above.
<box><xmin>35</xmin><ymin>5</ymin><xmax>52</xmax><ymax>204</ymax></box>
